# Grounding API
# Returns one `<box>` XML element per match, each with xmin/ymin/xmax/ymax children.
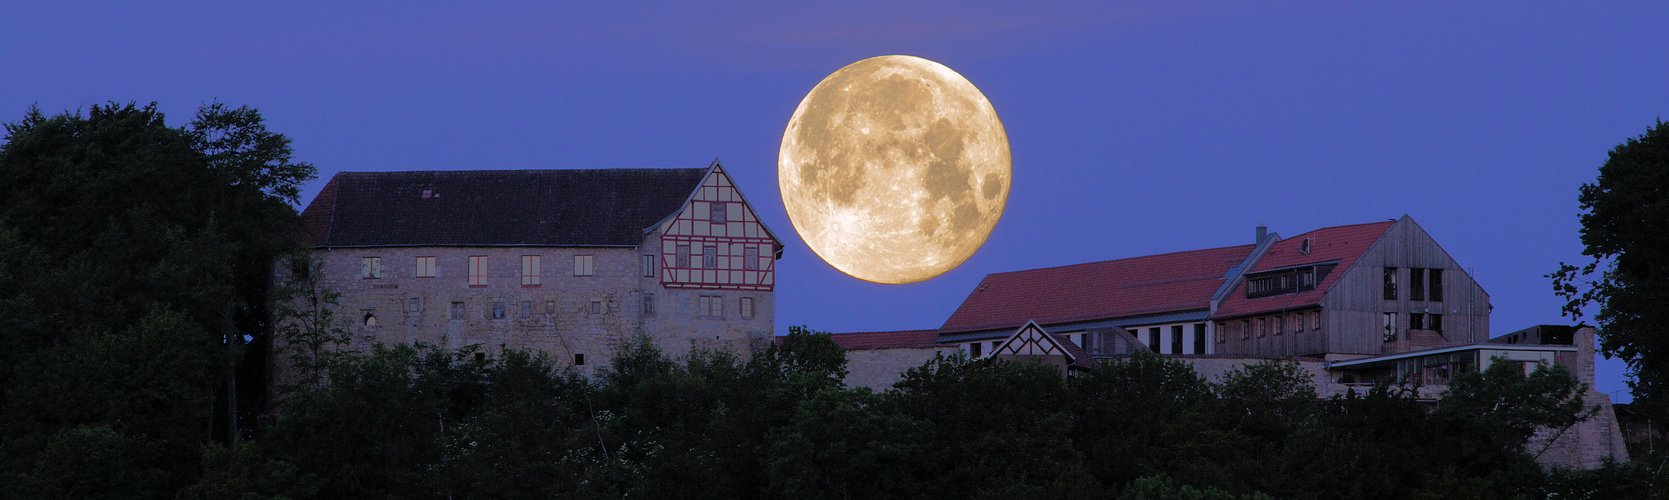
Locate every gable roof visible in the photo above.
<box><xmin>828</xmin><ymin>329</ymin><xmax>942</xmax><ymax>350</ymax></box>
<box><xmin>300</xmin><ymin>168</ymin><xmax>709</xmax><ymax>247</ymax></box>
<box><xmin>987</xmin><ymin>321</ymin><xmax>1098</xmax><ymax>370</ymax></box>
<box><xmin>1211</xmin><ymin>220</ymin><xmax>1396</xmax><ymax>319</ymax></box>
<box><xmin>939</xmin><ymin>244</ymin><xmax>1258</xmax><ymax>334</ymax></box>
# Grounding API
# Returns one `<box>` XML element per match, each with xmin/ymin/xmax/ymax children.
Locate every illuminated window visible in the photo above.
<box><xmin>573</xmin><ymin>255</ymin><xmax>594</xmax><ymax>276</ymax></box>
<box><xmin>744</xmin><ymin>246</ymin><xmax>760</xmax><ymax>271</ymax></box>
<box><xmin>361</xmin><ymin>257</ymin><xmax>382</xmax><ymax>279</ymax></box>
<box><xmin>415</xmin><ymin>256</ymin><xmax>437</xmax><ymax>278</ymax></box>
<box><xmin>468</xmin><ymin>256</ymin><xmax>488</xmax><ymax>287</ymax></box>
<box><xmin>522</xmin><ymin>255</ymin><xmax>541</xmax><ymax>286</ymax></box>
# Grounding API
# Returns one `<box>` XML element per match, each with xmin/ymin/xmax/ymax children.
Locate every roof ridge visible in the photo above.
<box><xmin>985</xmin><ymin>243</ymin><xmax>1257</xmax><ymax>277</ymax></box>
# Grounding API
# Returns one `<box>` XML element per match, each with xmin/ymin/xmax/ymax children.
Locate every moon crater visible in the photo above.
<box><xmin>779</xmin><ymin>55</ymin><xmax>1011</xmax><ymax>284</ymax></box>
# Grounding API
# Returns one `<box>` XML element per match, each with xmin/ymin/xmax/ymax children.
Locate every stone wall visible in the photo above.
<box><xmin>273</xmin><ymin>239</ymin><xmax>773</xmax><ymax>391</ymax></box>
<box><xmin>844</xmin><ymin>346</ymin><xmax>956</xmax><ymax>391</ymax></box>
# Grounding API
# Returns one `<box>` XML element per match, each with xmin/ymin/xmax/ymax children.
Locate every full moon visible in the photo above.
<box><xmin>779</xmin><ymin>55</ymin><xmax>1011</xmax><ymax>284</ymax></box>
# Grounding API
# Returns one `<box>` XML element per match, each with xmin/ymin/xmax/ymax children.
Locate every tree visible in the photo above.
<box><xmin>0</xmin><ymin>101</ymin><xmax>315</xmax><ymax>495</ymax></box>
<box><xmin>1550</xmin><ymin>119</ymin><xmax>1669</xmax><ymax>408</ymax></box>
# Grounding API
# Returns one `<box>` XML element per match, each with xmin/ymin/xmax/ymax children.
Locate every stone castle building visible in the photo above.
<box><xmin>282</xmin><ymin>160</ymin><xmax>782</xmax><ymax>380</ymax></box>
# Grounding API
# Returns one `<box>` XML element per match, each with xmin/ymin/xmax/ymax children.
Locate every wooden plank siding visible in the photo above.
<box><xmin>1320</xmin><ymin>216</ymin><xmax>1489</xmax><ymax>355</ymax></box>
<box><xmin>1212</xmin><ymin>308</ymin><xmax>1327</xmax><ymax>358</ymax></box>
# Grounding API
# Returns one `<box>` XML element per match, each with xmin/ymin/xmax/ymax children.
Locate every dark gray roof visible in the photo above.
<box><xmin>301</xmin><ymin>168</ymin><xmax>709</xmax><ymax>247</ymax></box>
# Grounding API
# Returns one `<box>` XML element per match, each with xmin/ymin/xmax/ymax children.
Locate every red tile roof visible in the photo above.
<box><xmin>1211</xmin><ymin>221</ymin><xmax>1395</xmax><ymax>319</ymax></box>
<box><xmin>940</xmin><ymin>245</ymin><xmax>1258</xmax><ymax>333</ymax></box>
<box><xmin>1056</xmin><ymin>335</ymin><xmax>1098</xmax><ymax>370</ymax></box>
<box><xmin>828</xmin><ymin>329</ymin><xmax>942</xmax><ymax>350</ymax></box>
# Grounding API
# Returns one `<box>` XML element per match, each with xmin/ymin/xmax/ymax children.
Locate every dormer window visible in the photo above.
<box><xmin>1300</xmin><ymin>238</ymin><xmax>1312</xmax><ymax>254</ymax></box>
<box><xmin>1246</xmin><ymin>263</ymin><xmax>1336</xmax><ymax>299</ymax></box>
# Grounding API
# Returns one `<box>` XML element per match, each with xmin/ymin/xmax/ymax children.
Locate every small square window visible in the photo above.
<box><xmin>702</xmin><ymin>245</ymin><xmax>717</xmax><ymax>269</ymax></box>
<box><xmin>451</xmin><ymin>302</ymin><xmax>465</xmax><ymax>320</ymax></box>
<box><xmin>415</xmin><ymin>256</ymin><xmax>437</xmax><ymax>278</ymax></box>
<box><xmin>710</xmin><ymin>201</ymin><xmax>726</xmax><ymax>224</ymax></box>
<box><xmin>361</xmin><ymin>257</ymin><xmax>382</xmax><ymax>279</ymax></box>
<box><xmin>740</xmin><ymin>297</ymin><xmax>754</xmax><ymax>319</ymax></box>
<box><xmin>544</xmin><ymin>300</ymin><xmax>556</xmax><ymax>315</ymax></box>
<box><xmin>574</xmin><ymin>353</ymin><xmax>586</xmax><ymax>366</ymax></box>
<box><xmin>492</xmin><ymin>300</ymin><xmax>506</xmax><ymax>319</ymax></box>
<box><xmin>574</xmin><ymin>255</ymin><xmax>594</xmax><ymax>276</ymax></box>
<box><xmin>642</xmin><ymin>255</ymin><xmax>656</xmax><ymax>277</ymax></box>
<box><xmin>522</xmin><ymin>255</ymin><xmax>542</xmax><ymax>286</ymax></box>
<box><xmin>475</xmin><ymin>352</ymin><xmax>485</xmax><ymax>362</ymax></box>
<box><xmin>744</xmin><ymin>246</ymin><xmax>760</xmax><ymax>271</ymax></box>
<box><xmin>676</xmin><ymin>244</ymin><xmax>691</xmax><ymax>269</ymax></box>
<box><xmin>408</xmin><ymin>297</ymin><xmax>421</xmax><ymax>313</ymax></box>
<box><xmin>589</xmin><ymin>301</ymin><xmax>602</xmax><ymax>315</ymax></box>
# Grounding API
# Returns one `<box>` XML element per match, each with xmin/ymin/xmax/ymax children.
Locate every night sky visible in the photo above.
<box><xmin>6</xmin><ymin>2</ymin><xmax>1664</xmax><ymax>400</ymax></box>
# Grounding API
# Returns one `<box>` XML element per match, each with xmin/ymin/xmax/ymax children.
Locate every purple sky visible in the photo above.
<box><xmin>5</xmin><ymin>2</ymin><xmax>1664</xmax><ymax>401</ymax></box>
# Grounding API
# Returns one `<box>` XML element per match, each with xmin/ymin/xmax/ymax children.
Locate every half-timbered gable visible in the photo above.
<box><xmin>657</xmin><ymin>161</ymin><xmax>784</xmax><ymax>291</ymax></box>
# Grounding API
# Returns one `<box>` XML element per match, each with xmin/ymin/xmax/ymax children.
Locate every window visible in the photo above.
<box><xmin>1194</xmin><ymin>324</ymin><xmax>1207</xmax><ymax>354</ymax></box>
<box><xmin>1257</xmin><ymin>318</ymin><xmax>1267</xmax><ymax>337</ymax></box>
<box><xmin>408</xmin><ymin>297</ymin><xmax>422</xmax><ymax>313</ymax></box>
<box><xmin>969</xmin><ymin>341</ymin><xmax>983</xmax><ymax>358</ymax></box>
<box><xmin>1170</xmin><ymin>325</ymin><xmax>1183</xmax><ymax>354</ymax></box>
<box><xmin>676</xmin><ymin>244</ymin><xmax>691</xmax><ymax>268</ymax></box>
<box><xmin>1410</xmin><ymin>268</ymin><xmax>1426</xmax><ymax>301</ymax></box>
<box><xmin>642</xmin><ymin>295</ymin><xmax>655</xmax><ymax>316</ymax></box>
<box><xmin>1383</xmin><ymin>312</ymin><xmax>1398</xmax><ymax>342</ymax></box>
<box><xmin>744</xmin><ymin>246</ymin><xmax>760</xmax><ymax>271</ymax></box>
<box><xmin>361</xmin><ymin>257</ymin><xmax>382</xmax><ymax>279</ymax></box>
<box><xmin>1148</xmin><ymin>327</ymin><xmax>1160</xmax><ymax>352</ymax></box>
<box><xmin>544</xmin><ymin>300</ymin><xmax>556</xmax><ymax>314</ymax></box>
<box><xmin>642</xmin><ymin>255</ymin><xmax>656</xmax><ymax>277</ymax></box>
<box><xmin>1297</xmin><ymin>268</ymin><xmax>1314</xmax><ymax>288</ymax></box>
<box><xmin>573</xmin><ymin>255</ymin><xmax>594</xmax><ymax>276</ymax></box>
<box><xmin>475</xmin><ymin>352</ymin><xmax>486</xmax><ymax>362</ymax></box>
<box><xmin>699</xmin><ymin>295</ymin><xmax>723</xmax><ymax>318</ymax></box>
<box><xmin>520</xmin><ymin>300</ymin><xmax>532</xmax><ymax>318</ymax></box>
<box><xmin>521</xmin><ymin>255</ymin><xmax>541</xmax><ymax>286</ymax></box>
<box><xmin>710</xmin><ymin>201</ymin><xmax>726</xmax><ymax>224</ymax></box>
<box><xmin>1300</xmin><ymin>238</ymin><xmax>1312</xmax><ymax>254</ymax></box>
<box><xmin>1383</xmin><ymin>267</ymin><xmax>1398</xmax><ymax>300</ymax></box>
<box><xmin>589</xmin><ymin>301</ymin><xmax>602</xmax><ymax>315</ymax></box>
<box><xmin>740</xmin><ymin>297</ymin><xmax>755</xmax><ymax>319</ymax></box>
<box><xmin>1216</xmin><ymin>322</ymin><xmax>1226</xmax><ymax>344</ymax></box>
<box><xmin>1311</xmin><ymin>311</ymin><xmax>1320</xmax><ymax>331</ymax></box>
<box><xmin>1429</xmin><ymin>269</ymin><xmax>1443</xmax><ymax>302</ymax></box>
<box><xmin>415</xmin><ymin>256</ymin><xmax>437</xmax><ymax>278</ymax></box>
<box><xmin>1429</xmin><ymin>313</ymin><xmax>1443</xmax><ymax>333</ymax></box>
<box><xmin>574</xmin><ymin>353</ymin><xmax>586</xmax><ymax>366</ymax></box>
<box><xmin>1242</xmin><ymin>320</ymin><xmax>1251</xmax><ymax>340</ymax></box>
<box><xmin>1410</xmin><ymin>313</ymin><xmax>1425</xmax><ymax>330</ymax></box>
<box><xmin>1274</xmin><ymin>316</ymin><xmax>1284</xmax><ymax>335</ymax></box>
<box><xmin>492</xmin><ymin>300</ymin><xmax>506</xmax><ymax>319</ymax></box>
<box><xmin>468</xmin><ymin>256</ymin><xmax>488</xmax><ymax>287</ymax></box>
<box><xmin>1296</xmin><ymin>312</ymin><xmax>1305</xmax><ymax>332</ymax></box>
<box><xmin>703</xmin><ymin>245</ymin><xmax>717</xmax><ymax>269</ymax></box>
<box><xmin>451</xmin><ymin>302</ymin><xmax>465</xmax><ymax>320</ymax></box>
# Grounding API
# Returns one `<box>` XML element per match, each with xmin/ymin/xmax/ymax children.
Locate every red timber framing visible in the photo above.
<box><xmin>659</xmin><ymin>163</ymin><xmax>778</xmax><ymax>291</ymax></box>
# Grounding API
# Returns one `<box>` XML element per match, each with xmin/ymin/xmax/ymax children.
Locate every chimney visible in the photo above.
<box><xmin>1256</xmin><ymin>224</ymin><xmax>1268</xmax><ymax>244</ymax></box>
